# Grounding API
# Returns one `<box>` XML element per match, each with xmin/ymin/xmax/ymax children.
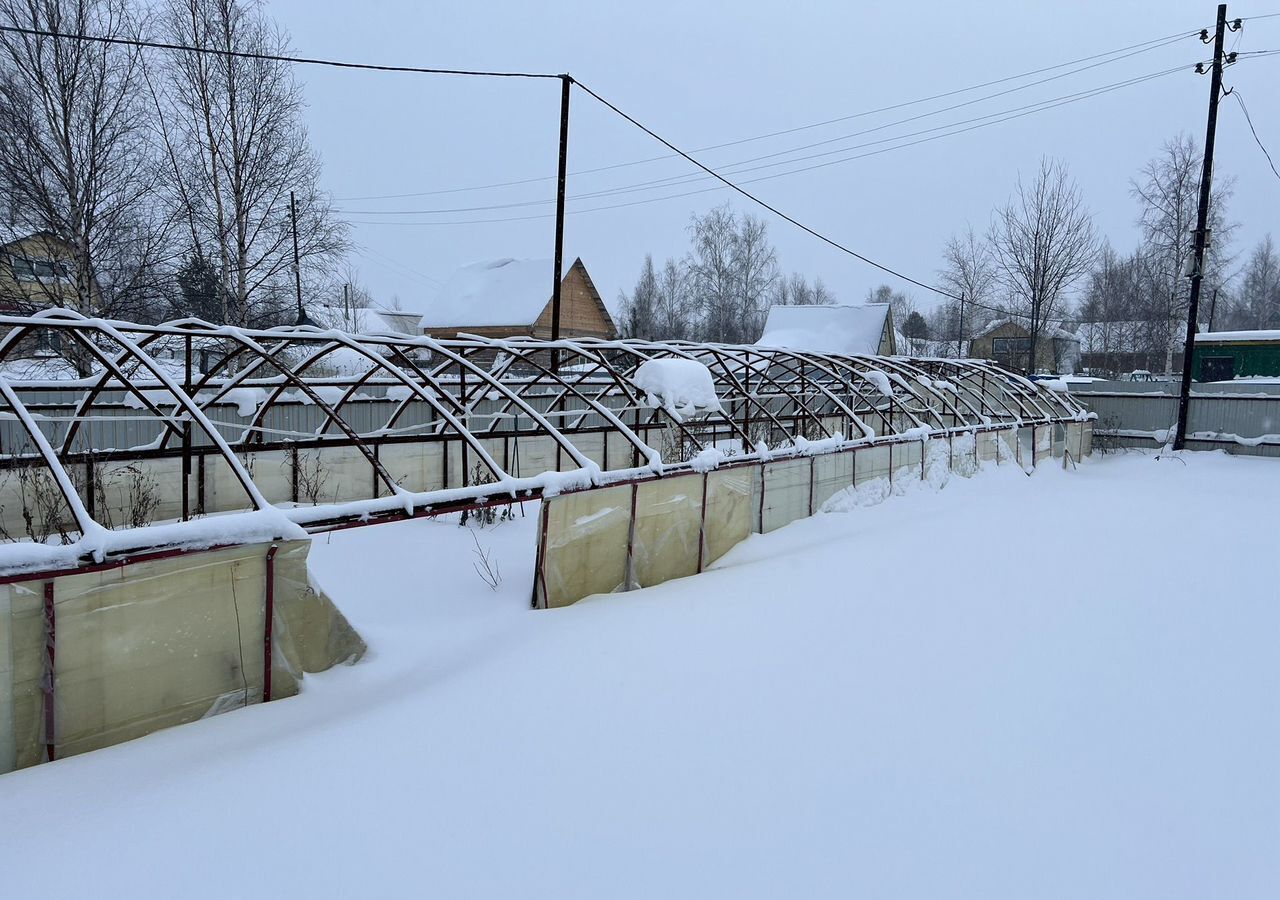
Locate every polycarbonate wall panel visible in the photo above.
<box><xmin>1082</xmin><ymin>421</ymin><xmax>1094</xmax><ymax>456</ymax></box>
<box><xmin>812</xmin><ymin>451</ymin><xmax>854</xmax><ymax>509</ymax></box>
<box><xmin>538</xmin><ymin>485</ymin><xmax>632</xmax><ymax>608</ymax></box>
<box><xmin>704</xmin><ymin>468</ymin><xmax>753</xmax><ymax>567</ymax></box>
<box><xmin>998</xmin><ymin>427</ymin><xmax>1018</xmax><ymax>463</ymax></box>
<box><xmin>761</xmin><ymin>457</ymin><xmax>811</xmax><ymax>533</ymax></box>
<box><xmin>631</xmin><ymin>475</ymin><xmax>702</xmax><ymax>588</ymax></box>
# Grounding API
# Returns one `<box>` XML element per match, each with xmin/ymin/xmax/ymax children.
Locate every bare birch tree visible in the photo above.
<box><xmin>935</xmin><ymin>225</ymin><xmax>997</xmax><ymax>355</ymax></box>
<box><xmin>154</xmin><ymin>0</ymin><xmax>346</xmax><ymax>328</ymax></box>
<box><xmin>1130</xmin><ymin>133</ymin><xmax>1234</xmax><ymax>374</ymax></box>
<box><xmin>989</xmin><ymin>158</ymin><xmax>1097</xmax><ymax>373</ymax></box>
<box><xmin>0</xmin><ymin>0</ymin><xmax>170</xmax><ymax>337</ymax></box>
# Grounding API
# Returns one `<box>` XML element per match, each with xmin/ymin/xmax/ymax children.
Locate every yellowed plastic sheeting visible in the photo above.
<box><xmin>812</xmin><ymin>451</ymin><xmax>854</xmax><ymax>510</ymax></box>
<box><xmin>538</xmin><ymin>485</ymin><xmax>631</xmax><ymax>608</ymax></box>
<box><xmin>631</xmin><ymin>475</ymin><xmax>702</xmax><ymax>588</ymax></box>
<box><xmin>761</xmin><ymin>457</ymin><xmax>811</xmax><ymax>533</ymax></box>
<box><xmin>703</xmin><ymin>468</ymin><xmax>753</xmax><ymax>568</ymax></box>
<box><xmin>0</xmin><ymin>539</ymin><xmax>364</xmax><ymax>775</ymax></box>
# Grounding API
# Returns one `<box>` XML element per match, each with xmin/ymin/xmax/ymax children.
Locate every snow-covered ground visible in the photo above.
<box><xmin>1</xmin><ymin>451</ymin><xmax>1277</xmax><ymax>898</ymax></box>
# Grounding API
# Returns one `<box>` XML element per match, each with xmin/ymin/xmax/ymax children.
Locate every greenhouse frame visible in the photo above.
<box><xmin>0</xmin><ymin>309</ymin><xmax>1093</xmax><ymax>772</ymax></box>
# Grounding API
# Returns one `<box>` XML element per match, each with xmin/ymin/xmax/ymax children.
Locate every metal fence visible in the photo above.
<box><xmin>1073</xmin><ymin>381</ymin><xmax>1280</xmax><ymax>457</ymax></box>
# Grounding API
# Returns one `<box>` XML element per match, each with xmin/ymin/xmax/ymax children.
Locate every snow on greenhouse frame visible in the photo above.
<box><xmin>0</xmin><ymin>310</ymin><xmax>1092</xmax><ymax>771</ymax></box>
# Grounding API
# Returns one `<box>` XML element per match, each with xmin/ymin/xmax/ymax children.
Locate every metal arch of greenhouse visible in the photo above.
<box><xmin>0</xmin><ymin>310</ymin><xmax>1090</xmax><ymax>571</ymax></box>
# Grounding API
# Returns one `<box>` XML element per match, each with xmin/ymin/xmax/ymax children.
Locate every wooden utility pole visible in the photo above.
<box><xmin>1174</xmin><ymin>4</ymin><xmax>1238</xmax><ymax>449</ymax></box>
<box><xmin>290</xmin><ymin>190</ymin><xmax>310</xmax><ymax>327</ymax></box>
<box><xmin>549</xmin><ymin>74</ymin><xmax>572</xmax><ymax>370</ymax></box>
<box><xmin>957</xmin><ymin>293</ymin><xmax>966</xmax><ymax>358</ymax></box>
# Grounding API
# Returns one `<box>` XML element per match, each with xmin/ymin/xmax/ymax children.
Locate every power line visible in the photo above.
<box><xmin>0</xmin><ymin>23</ymin><xmax>561</xmax><ymax>79</ymax></box>
<box><xmin>1230</xmin><ymin>89</ymin><xmax>1280</xmax><ymax>181</ymax></box>
<box><xmin>334</xmin><ymin>29</ymin><xmax>1200</xmax><ymax>202</ymax></box>
<box><xmin>339</xmin><ymin>63</ymin><xmax>1194</xmax><ymax>217</ymax></box>
<box><xmin>344</xmin><ymin>63</ymin><xmax>1195</xmax><ymax>227</ymax></box>
<box><xmin>569</xmin><ymin>77</ymin><xmax>958</xmax><ymax>300</ymax></box>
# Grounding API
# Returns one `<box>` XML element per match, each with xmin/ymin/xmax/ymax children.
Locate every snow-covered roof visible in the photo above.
<box><xmin>973</xmin><ymin>318</ymin><xmax>1080</xmax><ymax>343</ymax></box>
<box><xmin>1196</xmin><ymin>329</ymin><xmax>1280</xmax><ymax>344</ymax></box>
<box><xmin>419</xmin><ymin>258</ymin><xmax>552</xmax><ymax>330</ymax></box>
<box><xmin>313</xmin><ymin>305</ymin><xmax>421</xmax><ymax>335</ymax></box>
<box><xmin>756</xmin><ymin>304</ymin><xmax>890</xmax><ymax>355</ymax></box>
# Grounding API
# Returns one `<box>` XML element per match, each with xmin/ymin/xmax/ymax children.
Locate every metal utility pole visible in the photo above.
<box><xmin>549</xmin><ymin>74</ymin><xmax>572</xmax><ymax>370</ymax></box>
<box><xmin>1174</xmin><ymin>4</ymin><xmax>1239</xmax><ymax>449</ymax></box>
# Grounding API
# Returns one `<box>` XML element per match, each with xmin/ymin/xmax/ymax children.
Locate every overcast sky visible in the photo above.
<box><xmin>267</xmin><ymin>0</ymin><xmax>1279</xmax><ymax>317</ymax></box>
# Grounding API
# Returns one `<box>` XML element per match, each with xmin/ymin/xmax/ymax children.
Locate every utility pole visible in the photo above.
<box><xmin>956</xmin><ymin>293</ymin><xmax>966</xmax><ymax>358</ymax></box>
<box><xmin>1173</xmin><ymin>5</ymin><xmax>1240</xmax><ymax>449</ymax></box>
<box><xmin>549</xmin><ymin>74</ymin><xmax>572</xmax><ymax>370</ymax></box>
<box><xmin>290</xmin><ymin>190</ymin><xmax>314</xmax><ymax>328</ymax></box>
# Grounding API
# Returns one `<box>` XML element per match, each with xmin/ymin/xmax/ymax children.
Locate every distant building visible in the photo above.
<box><xmin>311</xmin><ymin>302</ymin><xmax>424</xmax><ymax>337</ymax></box>
<box><xmin>968</xmin><ymin>319</ymin><xmax>1080</xmax><ymax>374</ymax></box>
<box><xmin>0</xmin><ymin>231</ymin><xmax>99</xmax><ymax>313</ymax></box>
<box><xmin>757</xmin><ymin>304</ymin><xmax>897</xmax><ymax>356</ymax></box>
<box><xmin>419</xmin><ymin>257</ymin><xmax>616</xmax><ymax>341</ymax></box>
<box><xmin>1192</xmin><ymin>330</ymin><xmax>1280</xmax><ymax>382</ymax></box>
<box><xmin>1074</xmin><ymin>319</ymin><xmax>1205</xmax><ymax>377</ymax></box>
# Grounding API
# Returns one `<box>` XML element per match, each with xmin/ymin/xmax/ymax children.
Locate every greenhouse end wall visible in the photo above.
<box><xmin>534</xmin><ymin>422</ymin><xmax>1092</xmax><ymax>609</ymax></box>
<box><xmin>0</xmin><ymin>539</ymin><xmax>365</xmax><ymax>775</ymax></box>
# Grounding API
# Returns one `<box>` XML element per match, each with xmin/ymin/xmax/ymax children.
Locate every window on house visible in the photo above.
<box><xmin>10</xmin><ymin>255</ymin><xmax>72</xmax><ymax>283</ymax></box>
<box><xmin>34</xmin><ymin>329</ymin><xmax>62</xmax><ymax>357</ymax></box>
<box><xmin>991</xmin><ymin>337</ymin><xmax>1031</xmax><ymax>356</ymax></box>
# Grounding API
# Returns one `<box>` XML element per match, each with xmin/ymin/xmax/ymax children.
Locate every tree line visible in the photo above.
<box><xmin>617</xmin><ymin>203</ymin><xmax>835</xmax><ymax>344</ymax></box>
<box><xmin>620</xmin><ymin>135</ymin><xmax>1279</xmax><ymax>376</ymax></box>
<box><xmin>0</xmin><ymin>0</ymin><xmax>346</xmax><ymax>330</ymax></box>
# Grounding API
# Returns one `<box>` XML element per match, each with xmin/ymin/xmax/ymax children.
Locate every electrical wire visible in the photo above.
<box><xmin>1230</xmin><ymin>89</ymin><xmax>1280</xmax><ymax>181</ymax></box>
<box><xmin>567</xmin><ymin>77</ymin><xmax>962</xmax><ymax>300</ymax></box>
<box><xmin>343</xmin><ymin>64</ymin><xmax>1195</xmax><ymax>227</ymax></box>
<box><xmin>334</xmin><ymin>29</ymin><xmax>1200</xmax><ymax>201</ymax></box>
<box><xmin>0</xmin><ymin>23</ymin><xmax>562</xmax><ymax>79</ymax></box>
<box><xmin>339</xmin><ymin>63</ymin><xmax>1194</xmax><ymax>217</ymax></box>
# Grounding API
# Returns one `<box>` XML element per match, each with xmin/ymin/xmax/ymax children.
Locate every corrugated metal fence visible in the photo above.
<box><xmin>1073</xmin><ymin>382</ymin><xmax>1280</xmax><ymax>457</ymax></box>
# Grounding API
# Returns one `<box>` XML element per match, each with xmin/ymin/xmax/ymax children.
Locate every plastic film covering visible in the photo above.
<box><xmin>0</xmin><ymin>539</ymin><xmax>364</xmax><ymax>774</ymax></box>
<box><xmin>761</xmin><ymin>458</ymin><xmax>812</xmax><ymax>533</ymax></box>
<box><xmin>537</xmin><ymin>485</ymin><xmax>631</xmax><ymax>608</ymax></box>
<box><xmin>703</xmin><ymin>468</ymin><xmax>753</xmax><ymax>568</ymax></box>
<box><xmin>1034</xmin><ymin>425</ymin><xmax>1052</xmax><ymax>466</ymax></box>
<box><xmin>855</xmin><ymin>444</ymin><xmax>892</xmax><ymax>484</ymax></box>
<box><xmin>50</xmin><ymin>545</ymin><xmax>278</xmax><ymax>760</ymax></box>
<box><xmin>893</xmin><ymin>440</ymin><xmax>924</xmax><ymax>479</ymax></box>
<box><xmin>998</xmin><ymin>427</ymin><xmax>1018</xmax><ymax>463</ymax></box>
<box><xmin>0</xmin><ymin>581</ymin><xmax>42</xmax><ymax>771</ymax></box>
<box><xmin>812</xmin><ymin>451</ymin><xmax>854</xmax><ymax>510</ymax></box>
<box><xmin>977</xmin><ymin>431</ymin><xmax>999</xmax><ymax>463</ymax></box>
<box><xmin>950</xmin><ymin>432</ymin><xmax>980</xmax><ymax>478</ymax></box>
<box><xmin>630</xmin><ymin>475</ymin><xmax>702</xmax><ymax>588</ymax></box>
<box><xmin>271</xmin><ymin>541</ymin><xmax>367</xmax><ymax>676</ymax></box>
